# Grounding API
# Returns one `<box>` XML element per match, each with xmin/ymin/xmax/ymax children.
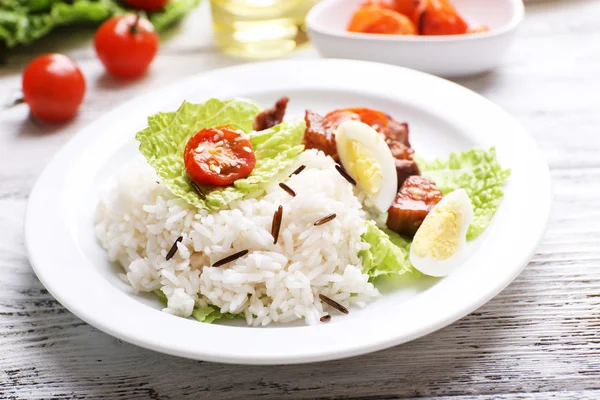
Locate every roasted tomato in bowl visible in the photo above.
<box><xmin>413</xmin><ymin>0</ymin><xmax>470</xmax><ymax>36</ymax></box>
<box><xmin>346</xmin><ymin>0</ymin><xmax>486</xmax><ymax>36</ymax></box>
<box><xmin>306</xmin><ymin>0</ymin><xmax>523</xmax><ymax>77</ymax></box>
<box><xmin>347</xmin><ymin>5</ymin><xmax>417</xmax><ymax>35</ymax></box>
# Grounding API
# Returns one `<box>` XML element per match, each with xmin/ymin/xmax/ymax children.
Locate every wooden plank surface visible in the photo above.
<box><xmin>1</xmin><ymin>1</ymin><xmax>599</xmax><ymax>399</ymax></box>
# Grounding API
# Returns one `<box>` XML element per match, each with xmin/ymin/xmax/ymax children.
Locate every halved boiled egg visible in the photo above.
<box><xmin>335</xmin><ymin>121</ymin><xmax>397</xmax><ymax>212</ymax></box>
<box><xmin>409</xmin><ymin>189</ymin><xmax>474</xmax><ymax>277</ymax></box>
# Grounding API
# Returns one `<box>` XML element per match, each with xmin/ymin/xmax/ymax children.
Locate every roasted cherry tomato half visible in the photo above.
<box><xmin>347</xmin><ymin>6</ymin><xmax>417</xmax><ymax>35</ymax></box>
<box><xmin>124</xmin><ymin>0</ymin><xmax>169</xmax><ymax>11</ymax></box>
<box><xmin>184</xmin><ymin>126</ymin><xmax>256</xmax><ymax>187</ymax></box>
<box><xmin>414</xmin><ymin>0</ymin><xmax>468</xmax><ymax>35</ymax></box>
<box><xmin>94</xmin><ymin>14</ymin><xmax>159</xmax><ymax>79</ymax></box>
<box><xmin>22</xmin><ymin>53</ymin><xmax>86</xmax><ymax>123</ymax></box>
<box><xmin>325</xmin><ymin>108</ymin><xmax>390</xmax><ymax>133</ymax></box>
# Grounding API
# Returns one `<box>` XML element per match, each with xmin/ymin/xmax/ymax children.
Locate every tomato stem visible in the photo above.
<box><xmin>130</xmin><ymin>13</ymin><xmax>141</xmax><ymax>34</ymax></box>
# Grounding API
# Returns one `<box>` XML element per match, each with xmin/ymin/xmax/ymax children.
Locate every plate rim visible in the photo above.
<box><xmin>25</xmin><ymin>59</ymin><xmax>552</xmax><ymax>365</ymax></box>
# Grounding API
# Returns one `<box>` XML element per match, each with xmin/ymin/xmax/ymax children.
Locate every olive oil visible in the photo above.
<box><xmin>210</xmin><ymin>0</ymin><xmax>318</xmax><ymax>58</ymax></box>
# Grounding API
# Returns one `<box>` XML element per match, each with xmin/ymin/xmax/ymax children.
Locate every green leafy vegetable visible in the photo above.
<box><xmin>148</xmin><ymin>0</ymin><xmax>201</xmax><ymax>32</ymax></box>
<box><xmin>154</xmin><ymin>290</ymin><xmax>238</xmax><ymax>323</ymax></box>
<box><xmin>136</xmin><ymin>98</ymin><xmax>306</xmax><ymax>210</ymax></box>
<box><xmin>360</xmin><ymin>221</ymin><xmax>417</xmax><ymax>279</ymax></box>
<box><xmin>153</xmin><ymin>289</ymin><xmax>168</xmax><ymax>305</ymax></box>
<box><xmin>192</xmin><ymin>306</ymin><xmax>240</xmax><ymax>323</ymax></box>
<box><xmin>0</xmin><ymin>0</ymin><xmax>201</xmax><ymax>48</ymax></box>
<box><xmin>418</xmin><ymin>147</ymin><xmax>510</xmax><ymax>240</ymax></box>
<box><xmin>191</xmin><ymin>307</ymin><xmax>218</xmax><ymax>323</ymax></box>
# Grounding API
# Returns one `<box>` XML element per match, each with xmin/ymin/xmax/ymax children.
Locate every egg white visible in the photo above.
<box><xmin>335</xmin><ymin>121</ymin><xmax>397</xmax><ymax>212</ymax></box>
<box><xmin>409</xmin><ymin>189</ymin><xmax>474</xmax><ymax>277</ymax></box>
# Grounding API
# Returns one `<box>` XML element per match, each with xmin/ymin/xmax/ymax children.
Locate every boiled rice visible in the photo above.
<box><xmin>94</xmin><ymin>150</ymin><xmax>380</xmax><ymax>326</ymax></box>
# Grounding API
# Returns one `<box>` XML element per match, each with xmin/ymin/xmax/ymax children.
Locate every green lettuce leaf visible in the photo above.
<box><xmin>149</xmin><ymin>0</ymin><xmax>201</xmax><ymax>31</ymax></box>
<box><xmin>154</xmin><ymin>291</ymin><xmax>238</xmax><ymax>323</ymax></box>
<box><xmin>192</xmin><ymin>306</ymin><xmax>240</xmax><ymax>323</ymax></box>
<box><xmin>136</xmin><ymin>98</ymin><xmax>306</xmax><ymax>210</ymax></box>
<box><xmin>0</xmin><ymin>0</ymin><xmax>201</xmax><ymax>48</ymax></box>
<box><xmin>418</xmin><ymin>147</ymin><xmax>510</xmax><ymax>240</ymax></box>
<box><xmin>360</xmin><ymin>221</ymin><xmax>417</xmax><ymax>279</ymax></box>
<box><xmin>153</xmin><ymin>289</ymin><xmax>168</xmax><ymax>305</ymax></box>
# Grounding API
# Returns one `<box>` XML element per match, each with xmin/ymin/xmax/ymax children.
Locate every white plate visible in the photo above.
<box><xmin>26</xmin><ymin>59</ymin><xmax>551</xmax><ymax>365</ymax></box>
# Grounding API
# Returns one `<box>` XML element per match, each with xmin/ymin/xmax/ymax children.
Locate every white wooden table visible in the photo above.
<box><xmin>1</xmin><ymin>1</ymin><xmax>599</xmax><ymax>399</ymax></box>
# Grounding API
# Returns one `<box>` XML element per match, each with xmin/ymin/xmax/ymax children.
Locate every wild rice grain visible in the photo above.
<box><xmin>320</xmin><ymin>314</ymin><xmax>331</xmax><ymax>323</ymax></box>
<box><xmin>271</xmin><ymin>205</ymin><xmax>283</xmax><ymax>244</ymax></box>
<box><xmin>314</xmin><ymin>213</ymin><xmax>337</xmax><ymax>226</ymax></box>
<box><xmin>319</xmin><ymin>294</ymin><xmax>349</xmax><ymax>314</ymax></box>
<box><xmin>166</xmin><ymin>236</ymin><xmax>183</xmax><ymax>261</ymax></box>
<box><xmin>212</xmin><ymin>250</ymin><xmax>249</xmax><ymax>267</ymax></box>
<box><xmin>289</xmin><ymin>165</ymin><xmax>306</xmax><ymax>177</ymax></box>
<box><xmin>335</xmin><ymin>164</ymin><xmax>357</xmax><ymax>185</ymax></box>
<box><xmin>278</xmin><ymin>182</ymin><xmax>296</xmax><ymax>197</ymax></box>
<box><xmin>189</xmin><ymin>180</ymin><xmax>206</xmax><ymax>200</ymax></box>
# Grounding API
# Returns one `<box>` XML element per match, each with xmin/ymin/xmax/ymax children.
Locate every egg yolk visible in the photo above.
<box><xmin>345</xmin><ymin>140</ymin><xmax>382</xmax><ymax>195</ymax></box>
<box><xmin>412</xmin><ymin>208</ymin><xmax>460</xmax><ymax>260</ymax></box>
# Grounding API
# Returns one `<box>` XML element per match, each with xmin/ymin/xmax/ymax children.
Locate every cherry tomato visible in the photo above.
<box><xmin>347</xmin><ymin>6</ymin><xmax>417</xmax><ymax>35</ymax></box>
<box><xmin>414</xmin><ymin>0</ymin><xmax>468</xmax><ymax>35</ymax></box>
<box><xmin>124</xmin><ymin>0</ymin><xmax>169</xmax><ymax>11</ymax></box>
<box><xmin>21</xmin><ymin>53</ymin><xmax>86</xmax><ymax>123</ymax></box>
<box><xmin>325</xmin><ymin>108</ymin><xmax>390</xmax><ymax>133</ymax></box>
<box><xmin>184</xmin><ymin>126</ymin><xmax>256</xmax><ymax>187</ymax></box>
<box><xmin>94</xmin><ymin>14</ymin><xmax>159</xmax><ymax>79</ymax></box>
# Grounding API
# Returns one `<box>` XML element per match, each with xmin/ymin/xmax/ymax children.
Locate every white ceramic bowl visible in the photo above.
<box><xmin>307</xmin><ymin>0</ymin><xmax>524</xmax><ymax>77</ymax></box>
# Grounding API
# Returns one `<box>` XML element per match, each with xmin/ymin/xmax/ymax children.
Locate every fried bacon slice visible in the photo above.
<box><xmin>302</xmin><ymin>107</ymin><xmax>412</xmax><ymax>161</ymax></box>
<box><xmin>394</xmin><ymin>159</ymin><xmax>421</xmax><ymax>191</ymax></box>
<box><xmin>324</xmin><ymin>108</ymin><xmax>410</xmax><ymax>146</ymax></box>
<box><xmin>388</xmin><ymin>141</ymin><xmax>420</xmax><ymax>189</ymax></box>
<box><xmin>303</xmin><ymin>109</ymin><xmax>339</xmax><ymax>160</ymax></box>
<box><xmin>384</xmin><ymin>118</ymin><xmax>410</xmax><ymax>147</ymax></box>
<box><xmin>387</xmin><ymin>140</ymin><xmax>414</xmax><ymax>159</ymax></box>
<box><xmin>253</xmin><ymin>97</ymin><xmax>289</xmax><ymax>131</ymax></box>
<box><xmin>386</xmin><ymin>175</ymin><xmax>443</xmax><ymax>237</ymax></box>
